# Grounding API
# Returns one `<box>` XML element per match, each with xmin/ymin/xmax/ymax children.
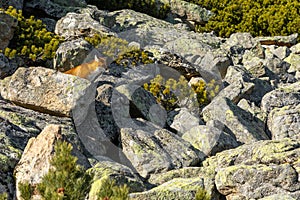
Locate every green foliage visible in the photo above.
<box><xmin>86</xmin><ymin>0</ymin><xmax>170</xmax><ymax>19</ymax></box>
<box><xmin>0</xmin><ymin>193</ymin><xmax>8</xmax><ymax>200</ymax></box>
<box><xmin>1</xmin><ymin>6</ymin><xmax>63</xmax><ymax>61</ymax></box>
<box><xmin>85</xmin><ymin>34</ymin><xmax>154</xmax><ymax>67</ymax></box>
<box><xmin>190</xmin><ymin>0</ymin><xmax>300</xmax><ymax>39</ymax></box>
<box><xmin>195</xmin><ymin>187</ymin><xmax>210</xmax><ymax>200</ymax></box>
<box><xmin>18</xmin><ymin>181</ymin><xmax>33</xmax><ymax>200</ymax></box>
<box><xmin>143</xmin><ymin>75</ymin><xmax>216</xmax><ymax>111</ymax></box>
<box><xmin>18</xmin><ymin>140</ymin><xmax>92</xmax><ymax>200</ymax></box>
<box><xmin>37</xmin><ymin>141</ymin><xmax>92</xmax><ymax>200</ymax></box>
<box><xmin>96</xmin><ymin>176</ymin><xmax>129</xmax><ymax>200</ymax></box>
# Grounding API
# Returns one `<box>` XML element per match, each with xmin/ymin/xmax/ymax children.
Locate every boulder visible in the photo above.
<box><xmin>87</xmin><ymin>161</ymin><xmax>145</xmax><ymax>195</ymax></box>
<box><xmin>0</xmin><ymin>0</ymin><xmax>23</xmax><ymax>10</ymax></box>
<box><xmin>0</xmin><ymin>12</ymin><xmax>18</xmax><ymax>51</ymax></box>
<box><xmin>129</xmin><ymin>177</ymin><xmax>204</xmax><ymax>200</ymax></box>
<box><xmin>267</xmin><ymin>104</ymin><xmax>300</xmax><ymax>140</ymax></box>
<box><xmin>24</xmin><ymin>0</ymin><xmax>87</xmax><ymax>19</ymax></box>
<box><xmin>202</xmin><ymin>97</ymin><xmax>269</xmax><ymax>144</ymax></box>
<box><xmin>261</xmin><ymin>82</ymin><xmax>300</xmax><ymax>114</ymax></box>
<box><xmin>167</xmin><ymin>108</ymin><xmax>204</xmax><ymax>136</ymax></box>
<box><xmin>182</xmin><ymin>125</ymin><xmax>239</xmax><ymax>156</ymax></box>
<box><xmin>55</xmin><ymin>12</ymin><xmax>115</xmax><ymax>39</ymax></box>
<box><xmin>255</xmin><ymin>33</ymin><xmax>298</xmax><ymax>47</ymax></box>
<box><xmin>120</xmin><ymin>128</ymin><xmax>203</xmax><ymax>178</ymax></box>
<box><xmin>53</xmin><ymin>38</ymin><xmax>94</xmax><ymax>72</ymax></box>
<box><xmin>0</xmin><ymin>66</ymin><xmax>94</xmax><ymax>117</ymax></box>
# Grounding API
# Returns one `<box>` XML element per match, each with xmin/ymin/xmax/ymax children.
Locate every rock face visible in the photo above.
<box><xmin>0</xmin><ymin>1</ymin><xmax>300</xmax><ymax>200</ymax></box>
<box><xmin>0</xmin><ymin>12</ymin><xmax>18</xmax><ymax>51</ymax></box>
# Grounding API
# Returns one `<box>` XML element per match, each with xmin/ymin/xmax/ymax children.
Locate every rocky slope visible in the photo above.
<box><xmin>0</xmin><ymin>0</ymin><xmax>299</xmax><ymax>199</ymax></box>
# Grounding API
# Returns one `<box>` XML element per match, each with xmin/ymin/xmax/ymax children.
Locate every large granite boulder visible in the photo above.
<box><xmin>0</xmin><ymin>66</ymin><xmax>94</xmax><ymax>117</ymax></box>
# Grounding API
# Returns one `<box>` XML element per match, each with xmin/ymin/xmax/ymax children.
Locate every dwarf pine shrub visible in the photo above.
<box><xmin>95</xmin><ymin>176</ymin><xmax>129</xmax><ymax>200</ymax></box>
<box><xmin>0</xmin><ymin>193</ymin><xmax>7</xmax><ymax>200</ymax></box>
<box><xmin>143</xmin><ymin>75</ymin><xmax>217</xmax><ymax>111</ymax></box>
<box><xmin>189</xmin><ymin>0</ymin><xmax>300</xmax><ymax>39</ymax></box>
<box><xmin>0</xmin><ymin>6</ymin><xmax>63</xmax><ymax>62</ymax></box>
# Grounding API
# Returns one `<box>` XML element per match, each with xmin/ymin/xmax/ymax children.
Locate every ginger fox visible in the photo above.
<box><xmin>64</xmin><ymin>55</ymin><xmax>107</xmax><ymax>80</ymax></box>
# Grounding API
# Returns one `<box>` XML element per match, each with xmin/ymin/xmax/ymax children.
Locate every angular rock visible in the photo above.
<box><xmin>255</xmin><ymin>33</ymin><xmax>298</xmax><ymax>47</ymax></box>
<box><xmin>202</xmin><ymin>97</ymin><xmax>269</xmax><ymax>144</ymax></box>
<box><xmin>0</xmin><ymin>12</ymin><xmax>18</xmax><ymax>50</ymax></box>
<box><xmin>55</xmin><ymin>12</ymin><xmax>115</xmax><ymax>39</ymax></box>
<box><xmin>182</xmin><ymin>125</ymin><xmax>239</xmax><ymax>156</ymax></box>
<box><xmin>24</xmin><ymin>0</ymin><xmax>87</xmax><ymax>19</ymax></box>
<box><xmin>215</xmin><ymin>163</ymin><xmax>300</xmax><ymax>199</ymax></box>
<box><xmin>271</xmin><ymin>46</ymin><xmax>291</xmax><ymax>60</ymax></box>
<box><xmin>261</xmin><ymin>82</ymin><xmax>300</xmax><ymax>114</ymax></box>
<box><xmin>222</xmin><ymin>32</ymin><xmax>257</xmax><ymax>51</ymax></box>
<box><xmin>120</xmin><ymin>128</ymin><xmax>203</xmax><ymax>178</ymax></box>
<box><xmin>259</xmin><ymin>194</ymin><xmax>297</xmax><ymax>200</ymax></box>
<box><xmin>54</xmin><ymin>38</ymin><xmax>94</xmax><ymax>72</ymax></box>
<box><xmin>129</xmin><ymin>177</ymin><xmax>204</xmax><ymax>200</ymax></box>
<box><xmin>0</xmin><ymin>67</ymin><xmax>94</xmax><ymax>117</ymax></box>
<box><xmin>87</xmin><ymin>161</ymin><xmax>145</xmax><ymax>195</ymax></box>
<box><xmin>14</xmin><ymin>124</ymin><xmax>62</xmax><ymax>200</ymax></box>
<box><xmin>290</xmin><ymin>43</ymin><xmax>300</xmax><ymax>54</ymax></box>
<box><xmin>267</xmin><ymin>104</ymin><xmax>300</xmax><ymax>140</ymax></box>
<box><xmin>167</xmin><ymin>108</ymin><xmax>204</xmax><ymax>136</ymax></box>
<box><xmin>0</xmin><ymin>0</ymin><xmax>23</xmax><ymax>10</ymax></box>
<box><xmin>285</xmin><ymin>53</ymin><xmax>300</xmax><ymax>74</ymax></box>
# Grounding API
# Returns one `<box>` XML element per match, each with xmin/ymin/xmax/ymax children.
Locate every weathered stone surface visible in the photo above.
<box><xmin>14</xmin><ymin>124</ymin><xmax>62</xmax><ymax>200</ymax></box>
<box><xmin>115</xmin><ymin>84</ymin><xmax>167</xmax><ymax>127</ymax></box>
<box><xmin>285</xmin><ymin>53</ymin><xmax>300</xmax><ymax>74</ymax></box>
<box><xmin>270</xmin><ymin>46</ymin><xmax>291</xmax><ymax>60</ymax></box>
<box><xmin>0</xmin><ymin>0</ymin><xmax>23</xmax><ymax>10</ymax></box>
<box><xmin>215</xmin><ymin>163</ymin><xmax>300</xmax><ymax>199</ymax></box>
<box><xmin>259</xmin><ymin>194</ymin><xmax>297</xmax><ymax>200</ymax></box>
<box><xmin>182</xmin><ymin>125</ymin><xmax>239</xmax><ymax>156</ymax></box>
<box><xmin>55</xmin><ymin>12</ymin><xmax>115</xmax><ymax>39</ymax></box>
<box><xmin>164</xmin><ymin>0</ymin><xmax>213</xmax><ymax>24</ymax></box>
<box><xmin>87</xmin><ymin>161</ymin><xmax>145</xmax><ymax>195</ymax></box>
<box><xmin>202</xmin><ymin>97</ymin><xmax>269</xmax><ymax>144</ymax></box>
<box><xmin>54</xmin><ymin>38</ymin><xmax>94</xmax><ymax>72</ymax></box>
<box><xmin>261</xmin><ymin>82</ymin><xmax>300</xmax><ymax>114</ymax></box>
<box><xmin>129</xmin><ymin>177</ymin><xmax>204</xmax><ymax>200</ymax></box>
<box><xmin>0</xmin><ymin>12</ymin><xmax>18</xmax><ymax>51</ymax></box>
<box><xmin>0</xmin><ymin>98</ymin><xmax>88</xmax><ymax>199</ymax></box>
<box><xmin>167</xmin><ymin>108</ymin><xmax>204</xmax><ymax>136</ymax></box>
<box><xmin>267</xmin><ymin>104</ymin><xmax>300</xmax><ymax>140</ymax></box>
<box><xmin>120</xmin><ymin>128</ymin><xmax>203</xmax><ymax>178</ymax></box>
<box><xmin>255</xmin><ymin>33</ymin><xmax>298</xmax><ymax>47</ymax></box>
<box><xmin>222</xmin><ymin>32</ymin><xmax>257</xmax><ymax>51</ymax></box>
<box><xmin>24</xmin><ymin>0</ymin><xmax>87</xmax><ymax>19</ymax></box>
<box><xmin>204</xmin><ymin>138</ymin><xmax>300</xmax><ymax>199</ymax></box>
<box><xmin>0</xmin><ymin>67</ymin><xmax>94</xmax><ymax>117</ymax></box>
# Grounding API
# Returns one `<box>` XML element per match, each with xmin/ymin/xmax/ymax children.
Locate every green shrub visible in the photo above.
<box><xmin>189</xmin><ymin>0</ymin><xmax>300</xmax><ymax>39</ymax></box>
<box><xmin>86</xmin><ymin>0</ymin><xmax>170</xmax><ymax>19</ymax></box>
<box><xmin>96</xmin><ymin>176</ymin><xmax>129</xmax><ymax>200</ymax></box>
<box><xmin>0</xmin><ymin>6</ymin><xmax>63</xmax><ymax>62</ymax></box>
<box><xmin>19</xmin><ymin>140</ymin><xmax>92</xmax><ymax>200</ymax></box>
<box><xmin>195</xmin><ymin>187</ymin><xmax>210</xmax><ymax>200</ymax></box>
<box><xmin>143</xmin><ymin>75</ymin><xmax>216</xmax><ymax>111</ymax></box>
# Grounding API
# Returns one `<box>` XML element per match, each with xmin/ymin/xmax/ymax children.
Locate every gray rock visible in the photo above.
<box><xmin>120</xmin><ymin>128</ymin><xmax>203</xmax><ymax>178</ymax></box>
<box><xmin>182</xmin><ymin>125</ymin><xmax>239</xmax><ymax>156</ymax></box>
<box><xmin>53</xmin><ymin>38</ymin><xmax>94</xmax><ymax>72</ymax></box>
<box><xmin>55</xmin><ymin>12</ymin><xmax>115</xmax><ymax>39</ymax></box>
<box><xmin>0</xmin><ymin>0</ymin><xmax>23</xmax><ymax>10</ymax></box>
<box><xmin>271</xmin><ymin>46</ymin><xmax>291</xmax><ymax>60</ymax></box>
<box><xmin>255</xmin><ymin>33</ymin><xmax>298</xmax><ymax>47</ymax></box>
<box><xmin>0</xmin><ymin>67</ymin><xmax>94</xmax><ymax>117</ymax></box>
<box><xmin>168</xmin><ymin>108</ymin><xmax>204</xmax><ymax>136</ymax></box>
<box><xmin>202</xmin><ymin>97</ymin><xmax>269</xmax><ymax>144</ymax></box>
<box><xmin>290</xmin><ymin>43</ymin><xmax>300</xmax><ymax>54</ymax></box>
<box><xmin>285</xmin><ymin>53</ymin><xmax>300</xmax><ymax>74</ymax></box>
<box><xmin>261</xmin><ymin>82</ymin><xmax>300</xmax><ymax>114</ymax></box>
<box><xmin>267</xmin><ymin>104</ymin><xmax>300</xmax><ymax>140</ymax></box>
<box><xmin>259</xmin><ymin>194</ymin><xmax>296</xmax><ymax>200</ymax></box>
<box><xmin>87</xmin><ymin>161</ymin><xmax>145</xmax><ymax>195</ymax></box>
<box><xmin>215</xmin><ymin>163</ymin><xmax>300</xmax><ymax>199</ymax></box>
<box><xmin>222</xmin><ymin>32</ymin><xmax>257</xmax><ymax>51</ymax></box>
<box><xmin>164</xmin><ymin>0</ymin><xmax>213</xmax><ymax>24</ymax></box>
<box><xmin>129</xmin><ymin>177</ymin><xmax>204</xmax><ymax>200</ymax></box>
<box><xmin>24</xmin><ymin>0</ymin><xmax>87</xmax><ymax>19</ymax></box>
<box><xmin>0</xmin><ymin>12</ymin><xmax>18</xmax><ymax>50</ymax></box>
